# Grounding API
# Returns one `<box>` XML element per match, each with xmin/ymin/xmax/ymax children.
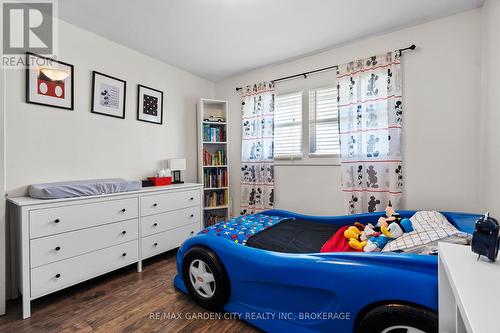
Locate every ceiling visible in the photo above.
<box><xmin>59</xmin><ymin>0</ymin><xmax>484</xmax><ymax>81</ymax></box>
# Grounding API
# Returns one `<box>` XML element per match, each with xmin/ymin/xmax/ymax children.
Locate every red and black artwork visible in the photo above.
<box><xmin>26</xmin><ymin>52</ymin><xmax>74</xmax><ymax>110</ymax></box>
<box><xmin>37</xmin><ymin>71</ymin><xmax>65</xmax><ymax>99</ymax></box>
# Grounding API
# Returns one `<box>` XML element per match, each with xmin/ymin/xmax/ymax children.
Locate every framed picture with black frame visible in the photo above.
<box><xmin>26</xmin><ymin>52</ymin><xmax>74</xmax><ymax>110</ymax></box>
<box><xmin>137</xmin><ymin>84</ymin><xmax>163</xmax><ymax>125</ymax></box>
<box><xmin>91</xmin><ymin>71</ymin><xmax>127</xmax><ymax>119</ymax></box>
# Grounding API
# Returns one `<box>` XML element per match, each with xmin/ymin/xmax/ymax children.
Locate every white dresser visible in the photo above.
<box><xmin>7</xmin><ymin>183</ymin><xmax>203</xmax><ymax>319</ymax></box>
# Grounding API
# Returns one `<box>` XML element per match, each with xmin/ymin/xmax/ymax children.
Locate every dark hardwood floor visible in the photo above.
<box><xmin>0</xmin><ymin>250</ymin><xmax>259</xmax><ymax>333</ymax></box>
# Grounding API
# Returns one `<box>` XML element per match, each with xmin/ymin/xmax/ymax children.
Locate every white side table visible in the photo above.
<box><xmin>438</xmin><ymin>242</ymin><xmax>500</xmax><ymax>333</ymax></box>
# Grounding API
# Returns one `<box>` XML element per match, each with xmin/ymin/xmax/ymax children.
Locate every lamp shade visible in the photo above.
<box><xmin>168</xmin><ymin>158</ymin><xmax>186</xmax><ymax>171</ymax></box>
<box><xmin>40</xmin><ymin>67</ymin><xmax>70</xmax><ymax>81</ymax></box>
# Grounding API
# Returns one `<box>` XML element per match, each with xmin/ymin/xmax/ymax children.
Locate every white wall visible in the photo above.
<box><xmin>215</xmin><ymin>9</ymin><xmax>482</xmax><ymax>216</ymax></box>
<box><xmin>481</xmin><ymin>0</ymin><xmax>500</xmax><ymax>217</ymax></box>
<box><xmin>5</xmin><ymin>19</ymin><xmax>214</xmax><ymax>197</ymax></box>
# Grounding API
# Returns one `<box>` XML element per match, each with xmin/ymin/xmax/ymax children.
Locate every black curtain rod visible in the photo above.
<box><xmin>235</xmin><ymin>44</ymin><xmax>416</xmax><ymax>92</ymax></box>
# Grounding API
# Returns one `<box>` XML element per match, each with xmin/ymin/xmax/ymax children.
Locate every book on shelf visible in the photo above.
<box><xmin>205</xmin><ymin>213</ymin><xmax>226</xmax><ymax>226</ymax></box>
<box><xmin>203</xmin><ymin>148</ymin><xmax>226</xmax><ymax>166</ymax></box>
<box><xmin>203</xmin><ymin>168</ymin><xmax>228</xmax><ymax>188</ymax></box>
<box><xmin>204</xmin><ymin>189</ymin><xmax>228</xmax><ymax>208</ymax></box>
<box><xmin>203</xmin><ymin>124</ymin><xmax>226</xmax><ymax>142</ymax></box>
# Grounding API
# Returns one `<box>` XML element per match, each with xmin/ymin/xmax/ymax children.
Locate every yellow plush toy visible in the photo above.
<box><xmin>345</xmin><ymin>202</ymin><xmax>401</xmax><ymax>251</ymax></box>
<box><xmin>344</xmin><ymin>222</ymin><xmax>372</xmax><ymax>250</ymax></box>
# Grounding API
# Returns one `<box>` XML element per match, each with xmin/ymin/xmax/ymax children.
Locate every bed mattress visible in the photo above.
<box><xmin>28</xmin><ymin>179</ymin><xmax>142</xmax><ymax>199</ymax></box>
<box><xmin>246</xmin><ymin>219</ymin><xmax>341</xmax><ymax>253</ymax></box>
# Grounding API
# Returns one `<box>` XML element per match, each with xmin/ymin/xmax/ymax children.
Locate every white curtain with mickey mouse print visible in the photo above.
<box><xmin>338</xmin><ymin>52</ymin><xmax>404</xmax><ymax>214</ymax></box>
<box><xmin>240</xmin><ymin>82</ymin><xmax>275</xmax><ymax>215</ymax></box>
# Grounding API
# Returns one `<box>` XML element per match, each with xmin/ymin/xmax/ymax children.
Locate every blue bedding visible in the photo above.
<box><xmin>199</xmin><ymin>214</ymin><xmax>291</xmax><ymax>245</ymax></box>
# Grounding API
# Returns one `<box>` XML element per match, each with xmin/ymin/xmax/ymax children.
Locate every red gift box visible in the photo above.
<box><xmin>148</xmin><ymin>177</ymin><xmax>172</xmax><ymax>186</ymax></box>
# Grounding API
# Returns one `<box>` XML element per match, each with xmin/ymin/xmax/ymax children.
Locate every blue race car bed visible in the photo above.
<box><xmin>174</xmin><ymin>210</ymin><xmax>479</xmax><ymax>333</ymax></box>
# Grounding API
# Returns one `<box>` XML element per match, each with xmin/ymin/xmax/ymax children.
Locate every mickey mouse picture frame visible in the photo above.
<box><xmin>26</xmin><ymin>52</ymin><xmax>74</xmax><ymax>110</ymax></box>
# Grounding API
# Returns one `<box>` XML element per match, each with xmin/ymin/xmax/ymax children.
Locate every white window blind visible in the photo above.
<box><xmin>309</xmin><ymin>86</ymin><xmax>340</xmax><ymax>156</ymax></box>
<box><xmin>274</xmin><ymin>91</ymin><xmax>302</xmax><ymax>158</ymax></box>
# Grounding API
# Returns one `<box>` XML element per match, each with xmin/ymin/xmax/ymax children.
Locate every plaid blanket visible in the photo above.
<box><xmin>199</xmin><ymin>214</ymin><xmax>291</xmax><ymax>245</ymax></box>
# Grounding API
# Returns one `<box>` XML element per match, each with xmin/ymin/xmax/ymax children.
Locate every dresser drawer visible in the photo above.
<box><xmin>30</xmin><ymin>219</ymin><xmax>139</xmax><ymax>268</ymax></box>
<box><xmin>141</xmin><ymin>207</ymin><xmax>200</xmax><ymax>237</ymax></box>
<box><xmin>141</xmin><ymin>223</ymin><xmax>199</xmax><ymax>259</ymax></box>
<box><xmin>31</xmin><ymin>240</ymin><xmax>138</xmax><ymax>299</ymax></box>
<box><xmin>30</xmin><ymin>198</ymin><xmax>138</xmax><ymax>239</ymax></box>
<box><xmin>140</xmin><ymin>189</ymin><xmax>200</xmax><ymax>216</ymax></box>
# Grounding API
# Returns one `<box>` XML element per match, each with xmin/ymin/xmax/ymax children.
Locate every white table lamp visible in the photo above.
<box><xmin>169</xmin><ymin>158</ymin><xmax>186</xmax><ymax>184</ymax></box>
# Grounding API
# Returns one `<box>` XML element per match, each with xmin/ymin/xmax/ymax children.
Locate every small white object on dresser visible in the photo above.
<box><xmin>438</xmin><ymin>242</ymin><xmax>500</xmax><ymax>333</ymax></box>
<box><xmin>7</xmin><ymin>183</ymin><xmax>203</xmax><ymax>319</ymax></box>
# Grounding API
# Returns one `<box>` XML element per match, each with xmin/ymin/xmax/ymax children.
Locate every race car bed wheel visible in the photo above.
<box><xmin>182</xmin><ymin>246</ymin><xmax>230</xmax><ymax>311</ymax></box>
<box><xmin>356</xmin><ymin>304</ymin><xmax>438</xmax><ymax>333</ymax></box>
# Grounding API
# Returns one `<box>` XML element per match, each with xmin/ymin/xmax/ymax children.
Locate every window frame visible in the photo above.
<box><xmin>273</xmin><ymin>90</ymin><xmax>304</xmax><ymax>160</ymax></box>
<box><xmin>308</xmin><ymin>85</ymin><xmax>340</xmax><ymax>158</ymax></box>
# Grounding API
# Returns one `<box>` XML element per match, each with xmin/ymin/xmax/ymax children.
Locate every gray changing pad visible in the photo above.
<box><xmin>28</xmin><ymin>179</ymin><xmax>142</xmax><ymax>199</ymax></box>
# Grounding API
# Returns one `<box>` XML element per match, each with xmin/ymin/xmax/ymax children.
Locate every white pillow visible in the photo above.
<box><xmin>382</xmin><ymin>211</ymin><xmax>459</xmax><ymax>252</ymax></box>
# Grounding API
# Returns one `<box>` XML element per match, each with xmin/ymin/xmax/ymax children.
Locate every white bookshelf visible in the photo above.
<box><xmin>197</xmin><ymin>99</ymin><xmax>229</xmax><ymax>227</ymax></box>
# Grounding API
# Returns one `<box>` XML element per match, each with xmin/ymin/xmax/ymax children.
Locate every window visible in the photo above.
<box><xmin>309</xmin><ymin>86</ymin><xmax>340</xmax><ymax>156</ymax></box>
<box><xmin>274</xmin><ymin>91</ymin><xmax>302</xmax><ymax>158</ymax></box>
